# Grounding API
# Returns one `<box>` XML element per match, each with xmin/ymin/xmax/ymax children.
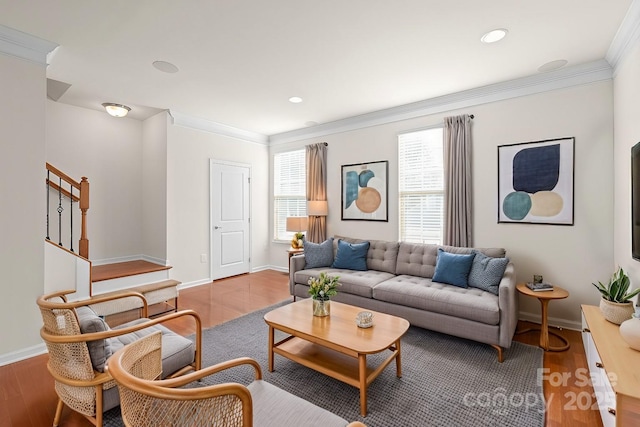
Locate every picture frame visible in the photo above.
<box><xmin>498</xmin><ymin>137</ymin><xmax>574</xmax><ymax>225</ymax></box>
<box><xmin>341</xmin><ymin>160</ymin><xmax>388</xmax><ymax>221</ymax></box>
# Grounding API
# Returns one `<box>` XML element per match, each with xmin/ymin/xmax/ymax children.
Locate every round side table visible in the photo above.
<box><xmin>516</xmin><ymin>283</ymin><xmax>570</xmax><ymax>352</ymax></box>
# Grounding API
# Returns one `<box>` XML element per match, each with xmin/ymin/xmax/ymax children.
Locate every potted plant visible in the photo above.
<box><xmin>291</xmin><ymin>232</ymin><xmax>305</xmax><ymax>249</ymax></box>
<box><xmin>308</xmin><ymin>272</ymin><xmax>340</xmax><ymax>317</ymax></box>
<box><xmin>592</xmin><ymin>267</ymin><xmax>640</xmax><ymax>324</ymax></box>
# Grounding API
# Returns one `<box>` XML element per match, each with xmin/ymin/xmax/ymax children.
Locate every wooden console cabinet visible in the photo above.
<box><xmin>581</xmin><ymin>305</ymin><xmax>640</xmax><ymax>427</ymax></box>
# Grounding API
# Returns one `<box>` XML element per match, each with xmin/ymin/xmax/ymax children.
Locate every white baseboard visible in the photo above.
<box><xmin>518</xmin><ymin>310</ymin><xmax>582</xmax><ymax>331</ymax></box>
<box><xmin>0</xmin><ymin>343</ymin><xmax>47</xmax><ymax>367</ymax></box>
<box><xmin>253</xmin><ymin>264</ymin><xmax>287</xmax><ymax>273</ymax></box>
<box><xmin>178</xmin><ymin>278</ymin><xmax>212</xmax><ymax>290</ymax></box>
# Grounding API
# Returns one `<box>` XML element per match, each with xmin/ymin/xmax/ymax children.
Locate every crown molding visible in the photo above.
<box><xmin>269</xmin><ymin>59</ymin><xmax>613</xmax><ymax>145</ymax></box>
<box><xmin>0</xmin><ymin>24</ymin><xmax>58</xmax><ymax>66</ymax></box>
<box><xmin>606</xmin><ymin>0</ymin><xmax>640</xmax><ymax>75</ymax></box>
<box><xmin>169</xmin><ymin>110</ymin><xmax>269</xmax><ymax>145</ymax></box>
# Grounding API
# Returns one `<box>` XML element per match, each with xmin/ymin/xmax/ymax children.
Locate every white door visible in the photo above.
<box><xmin>210</xmin><ymin>160</ymin><xmax>251</xmax><ymax>280</ymax></box>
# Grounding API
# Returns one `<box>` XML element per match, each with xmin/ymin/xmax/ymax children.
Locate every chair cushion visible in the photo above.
<box><xmin>332</xmin><ymin>239</ymin><xmax>370</xmax><ymax>271</ymax></box>
<box><xmin>247</xmin><ymin>380</ymin><xmax>349</xmax><ymax>427</ymax></box>
<box><xmin>304</xmin><ymin>238</ymin><xmax>334</xmax><ymax>268</ymax></box>
<box><xmin>111</xmin><ymin>318</ymin><xmax>195</xmax><ymax>378</ymax></box>
<box><xmin>468</xmin><ymin>252</ymin><xmax>510</xmax><ymax>295</ymax></box>
<box><xmin>76</xmin><ymin>306</ymin><xmax>112</xmax><ymax>372</ymax></box>
<box><xmin>432</xmin><ymin>248</ymin><xmax>475</xmax><ymax>288</ymax></box>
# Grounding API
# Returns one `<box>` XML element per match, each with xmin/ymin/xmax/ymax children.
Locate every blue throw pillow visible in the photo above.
<box><xmin>432</xmin><ymin>248</ymin><xmax>475</xmax><ymax>288</ymax></box>
<box><xmin>331</xmin><ymin>239</ymin><xmax>370</xmax><ymax>271</ymax></box>
<box><xmin>468</xmin><ymin>251</ymin><xmax>509</xmax><ymax>295</ymax></box>
<box><xmin>304</xmin><ymin>238</ymin><xmax>334</xmax><ymax>269</ymax></box>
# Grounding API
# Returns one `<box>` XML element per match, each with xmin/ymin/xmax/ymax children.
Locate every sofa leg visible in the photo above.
<box><xmin>491</xmin><ymin>345</ymin><xmax>504</xmax><ymax>363</ymax></box>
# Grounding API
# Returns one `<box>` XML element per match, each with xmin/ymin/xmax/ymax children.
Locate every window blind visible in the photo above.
<box><xmin>398</xmin><ymin>127</ymin><xmax>444</xmax><ymax>244</ymax></box>
<box><xmin>274</xmin><ymin>149</ymin><xmax>306</xmax><ymax>240</ymax></box>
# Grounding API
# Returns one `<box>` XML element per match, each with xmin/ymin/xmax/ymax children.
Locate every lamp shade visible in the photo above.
<box><xmin>286</xmin><ymin>216</ymin><xmax>308</xmax><ymax>232</ymax></box>
<box><xmin>307</xmin><ymin>200</ymin><xmax>328</xmax><ymax>216</ymax></box>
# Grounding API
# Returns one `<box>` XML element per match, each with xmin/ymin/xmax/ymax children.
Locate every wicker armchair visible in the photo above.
<box><xmin>37</xmin><ymin>289</ymin><xmax>202</xmax><ymax>427</ymax></box>
<box><xmin>107</xmin><ymin>331</ymin><xmax>366</xmax><ymax>427</ymax></box>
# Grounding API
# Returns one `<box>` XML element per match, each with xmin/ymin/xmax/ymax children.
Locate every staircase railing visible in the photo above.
<box><xmin>46</xmin><ymin>163</ymin><xmax>90</xmax><ymax>259</ymax></box>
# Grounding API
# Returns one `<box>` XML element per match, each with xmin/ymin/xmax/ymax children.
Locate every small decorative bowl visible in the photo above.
<box><xmin>356</xmin><ymin>311</ymin><xmax>374</xmax><ymax>328</ymax></box>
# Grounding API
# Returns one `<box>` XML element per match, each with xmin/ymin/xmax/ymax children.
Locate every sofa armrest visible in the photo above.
<box><xmin>289</xmin><ymin>255</ymin><xmax>306</xmax><ymax>296</ymax></box>
<box><xmin>497</xmin><ymin>262</ymin><xmax>518</xmax><ymax>348</ymax></box>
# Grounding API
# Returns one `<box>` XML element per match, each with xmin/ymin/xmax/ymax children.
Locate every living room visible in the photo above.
<box><xmin>1</xmin><ymin>1</ymin><xmax>640</xmax><ymax>425</ymax></box>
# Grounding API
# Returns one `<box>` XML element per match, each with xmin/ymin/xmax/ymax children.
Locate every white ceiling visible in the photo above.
<box><xmin>0</xmin><ymin>1</ymin><xmax>634</xmax><ymax>137</ymax></box>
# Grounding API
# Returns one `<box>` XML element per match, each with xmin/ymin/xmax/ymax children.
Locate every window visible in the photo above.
<box><xmin>398</xmin><ymin>127</ymin><xmax>444</xmax><ymax>244</ymax></box>
<box><xmin>273</xmin><ymin>149</ymin><xmax>306</xmax><ymax>240</ymax></box>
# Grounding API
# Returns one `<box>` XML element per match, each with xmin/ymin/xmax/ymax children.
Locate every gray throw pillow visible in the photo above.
<box><xmin>76</xmin><ymin>306</ymin><xmax>112</xmax><ymax>372</ymax></box>
<box><xmin>468</xmin><ymin>251</ymin><xmax>510</xmax><ymax>295</ymax></box>
<box><xmin>304</xmin><ymin>238</ymin><xmax>334</xmax><ymax>269</ymax></box>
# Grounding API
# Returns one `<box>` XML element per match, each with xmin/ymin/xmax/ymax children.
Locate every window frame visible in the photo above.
<box><xmin>273</xmin><ymin>149</ymin><xmax>306</xmax><ymax>242</ymax></box>
<box><xmin>398</xmin><ymin>126</ymin><xmax>445</xmax><ymax>244</ymax></box>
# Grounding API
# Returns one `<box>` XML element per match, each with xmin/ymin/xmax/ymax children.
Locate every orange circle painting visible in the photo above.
<box><xmin>355</xmin><ymin>187</ymin><xmax>381</xmax><ymax>213</ymax></box>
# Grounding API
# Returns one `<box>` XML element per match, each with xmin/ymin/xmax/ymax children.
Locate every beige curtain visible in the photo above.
<box><xmin>443</xmin><ymin>115</ymin><xmax>472</xmax><ymax>247</ymax></box>
<box><xmin>306</xmin><ymin>143</ymin><xmax>327</xmax><ymax>243</ymax></box>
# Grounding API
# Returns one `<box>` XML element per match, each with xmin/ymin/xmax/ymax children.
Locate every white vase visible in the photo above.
<box><xmin>620</xmin><ymin>317</ymin><xmax>640</xmax><ymax>351</ymax></box>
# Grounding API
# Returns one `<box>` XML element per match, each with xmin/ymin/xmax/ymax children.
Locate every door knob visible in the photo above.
<box><xmin>214</xmin><ymin>226</ymin><xmax>223</xmax><ymax>230</ymax></box>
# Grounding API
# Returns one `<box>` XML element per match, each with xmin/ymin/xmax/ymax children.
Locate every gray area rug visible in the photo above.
<box><xmin>105</xmin><ymin>301</ymin><xmax>545</xmax><ymax>426</ymax></box>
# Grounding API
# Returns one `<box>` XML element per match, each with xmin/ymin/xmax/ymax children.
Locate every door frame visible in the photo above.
<box><xmin>209</xmin><ymin>159</ymin><xmax>252</xmax><ymax>280</ymax></box>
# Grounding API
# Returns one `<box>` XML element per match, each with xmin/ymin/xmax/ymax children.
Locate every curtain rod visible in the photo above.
<box><xmin>470</xmin><ymin>114</ymin><xmax>474</xmax><ymax>119</ymax></box>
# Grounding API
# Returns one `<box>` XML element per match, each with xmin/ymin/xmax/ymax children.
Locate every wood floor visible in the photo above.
<box><xmin>0</xmin><ymin>270</ymin><xmax>601</xmax><ymax>427</ymax></box>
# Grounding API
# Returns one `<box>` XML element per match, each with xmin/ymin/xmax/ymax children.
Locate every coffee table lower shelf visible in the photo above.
<box><xmin>269</xmin><ymin>335</ymin><xmax>401</xmax><ymax>416</ymax></box>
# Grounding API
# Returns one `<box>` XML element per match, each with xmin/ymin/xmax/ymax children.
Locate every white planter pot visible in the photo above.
<box><xmin>599</xmin><ymin>298</ymin><xmax>634</xmax><ymax>325</ymax></box>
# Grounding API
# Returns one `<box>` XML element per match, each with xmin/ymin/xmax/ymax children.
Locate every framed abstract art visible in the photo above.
<box><xmin>341</xmin><ymin>160</ymin><xmax>388</xmax><ymax>221</ymax></box>
<box><xmin>498</xmin><ymin>137</ymin><xmax>574</xmax><ymax>225</ymax></box>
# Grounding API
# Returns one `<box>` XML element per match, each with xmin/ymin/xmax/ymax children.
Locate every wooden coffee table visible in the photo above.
<box><xmin>264</xmin><ymin>299</ymin><xmax>410</xmax><ymax>416</ymax></box>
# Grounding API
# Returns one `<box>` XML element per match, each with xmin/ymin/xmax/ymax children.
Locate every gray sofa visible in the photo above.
<box><xmin>289</xmin><ymin>236</ymin><xmax>517</xmax><ymax>362</ymax></box>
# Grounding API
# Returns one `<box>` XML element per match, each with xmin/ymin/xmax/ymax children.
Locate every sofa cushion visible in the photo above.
<box><xmin>332</xmin><ymin>239</ymin><xmax>370</xmax><ymax>271</ymax></box>
<box><xmin>373</xmin><ymin>275</ymin><xmax>500</xmax><ymax>325</ymax></box>
<box><xmin>112</xmin><ymin>319</ymin><xmax>195</xmax><ymax>379</ymax></box>
<box><xmin>76</xmin><ymin>306</ymin><xmax>112</xmax><ymax>372</ymax></box>
<box><xmin>468</xmin><ymin>252</ymin><xmax>510</xmax><ymax>295</ymax></box>
<box><xmin>432</xmin><ymin>248</ymin><xmax>475</xmax><ymax>288</ymax></box>
<box><xmin>395</xmin><ymin>243</ymin><xmax>439</xmax><ymax>278</ymax></box>
<box><xmin>295</xmin><ymin>268</ymin><xmax>394</xmax><ymax>298</ymax></box>
<box><xmin>334</xmin><ymin>236</ymin><xmax>400</xmax><ymax>274</ymax></box>
<box><xmin>304</xmin><ymin>238</ymin><xmax>334</xmax><ymax>269</ymax></box>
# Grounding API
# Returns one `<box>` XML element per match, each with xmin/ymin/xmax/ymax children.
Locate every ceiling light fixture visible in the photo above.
<box><xmin>152</xmin><ymin>60</ymin><xmax>179</xmax><ymax>73</ymax></box>
<box><xmin>481</xmin><ymin>28</ymin><xmax>508</xmax><ymax>44</ymax></box>
<box><xmin>537</xmin><ymin>59</ymin><xmax>568</xmax><ymax>72</ymax></box>
<box><xmin>289</xmin><ymin>96</ymin><xmax>303</xmax><ymax>103</ymax></box>
<box><xmin>102</xmin><ymin>103</ymin><xmax>131</xmax><ymax>118</ymax></box>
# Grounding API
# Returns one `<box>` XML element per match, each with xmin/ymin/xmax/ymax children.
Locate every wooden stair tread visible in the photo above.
<box><xmin>92</xmin><ymin>260</ymin><xmax>171</xmax><ymax>282</ymax></box>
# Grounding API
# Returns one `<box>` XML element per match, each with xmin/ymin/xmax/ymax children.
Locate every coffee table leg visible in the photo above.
<box><xmin>268</xmin><ymin>325</ymin><xmax>275</xmax><ymax>372</ymax></box>
<box><xmin>395</xmin><ymin>339</ymin><xmax>402</xmax><ymax>378</ymax></box>
<box><xmin>359</xmin><ymin>353</ymin><xmax>367</xmax><ymax>417</ymax></box>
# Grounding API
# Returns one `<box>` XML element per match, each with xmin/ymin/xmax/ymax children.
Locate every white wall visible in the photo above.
<box><xmin>142</xmin><ymin>112</ymin><xmax>169</xmax><ymax>263</ymax></box>
<box><xmin>613</xmin><ymin>38</ymin><xmax>640</xmax><ymax>283</ymax></box>
<box><xmin>46</xmin><ymin>101</ymin><xmax>144</xmax><ymax>262</ymax></box>
<box><xmin>166</xmin><ymin>123</ymin><xmax>270</xmax><ymax>286</ymax></box>
<box><xmin>271</xmin><ymin>81</ymin><xmax>614</xmax><ymax>328</ymax></box>
<box><xmin>0</xmin><ymin>54</ymin><xmax>47</xmax><ymax>360</ymax></box>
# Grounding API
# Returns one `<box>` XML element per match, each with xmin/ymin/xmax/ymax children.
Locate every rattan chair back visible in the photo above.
<box><xmin>108</xmin><ymin>331</ymin><xmax>252</xmax><ymax>427</ymax></box>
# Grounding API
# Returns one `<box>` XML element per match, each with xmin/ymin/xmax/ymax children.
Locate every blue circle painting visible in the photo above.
<box><xmin>503</xmin><ymin>191</ymin><xmax>532</xmax><ymax>220</ymax></box>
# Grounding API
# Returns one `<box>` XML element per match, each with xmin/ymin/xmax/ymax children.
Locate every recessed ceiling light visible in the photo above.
<box><xmin>152</xmin><ymin>60</ymin><xmax>179</xmax><ymax>73</ymax></box>
<box><xmin>481</xmin><ymin>28</ymin><xmax>508</xmax><ymax>44</ymax></box>
<box><xmin>537</xmin><ymin>59</ymin><xmax>568</xmax><ymax>72</ymax></box>
<box><xmin>289</xmin><ymin>96</ymin><xmax>303</xmax><ymax>103</ymax></box>
<box><xmin>102</xmin><ymin>103</ymin><xmax>131</xmax><ymax>117</ymax></box>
